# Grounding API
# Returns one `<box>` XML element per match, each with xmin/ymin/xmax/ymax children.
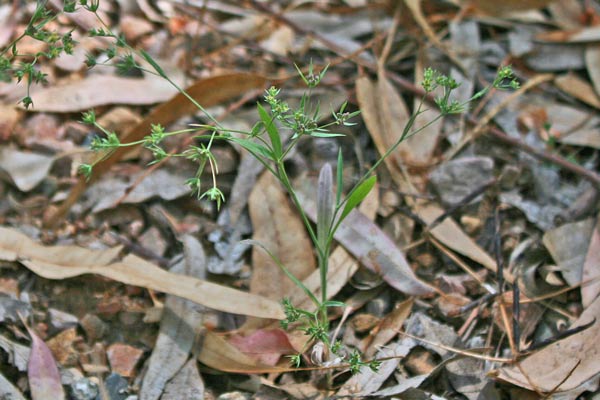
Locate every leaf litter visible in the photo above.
<box><xmin>1</xmin><ymin>1</ymin><xmax>600</xmax><ymax>399</ymax></box>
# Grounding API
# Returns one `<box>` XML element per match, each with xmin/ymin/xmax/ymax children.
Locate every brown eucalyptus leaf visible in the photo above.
<box><xmin>0</xmin><ymin>226</ymin><xmax>284</xmax><ymax>319</ymax></box>
<box><xmin>537</xmin><ymin>26</ymin><xmax>600</xmax><ymax>43</ymax></box>
<box><xmin>355</xmin><ymin>74</ymin><xmax>407</xmax><ymax>172</ymax></box>
<box><xmin>363</xmin><ymin>298</ymin><xmax>414</xmax><ymax>358</ymax></box>
<box><xmin>197</xmin><ymin>331</ymin><xmax>288</xmax><ymax>374</ymax></box>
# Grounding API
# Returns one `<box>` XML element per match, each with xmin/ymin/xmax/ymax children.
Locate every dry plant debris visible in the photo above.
<box><xmin>1</xmin><ymin>1</ymin><xmax>600</xmax><ymax>399</ymax></box>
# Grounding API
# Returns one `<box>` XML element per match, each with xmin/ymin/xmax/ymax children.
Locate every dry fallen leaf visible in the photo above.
<box><xmin>198</xmin><ymin>331</ymin><xmax>282</xmax><ymax>374</ymax></box>
<box><xmin>140</xmin><ymin>235</ymin><xmax>207</xmax><ymax>400</ymax></box>
<box><xmin>161</xmin><ymin>359</ymin><xmax>204</xmax><ymax>400</ymax></box>
<box><xmin>497</xmin><ymin>295</ymin><xmax>600</xmax><ymax>396</ymax></box>
<box><xmin>228</xmin><ymin>329</ymin><xmax>296</xmax><ymax>366</ymax></box>
<box><xmin>248</xmin><ymin>173</ymin><xmax>316</xmax><ymax>301</ymax></box>
<box><xmin>0</xmin><ymin>147</ymin><xmax>54</xmax><ymax>192</ymax></box>
<box><xmin>466</xmin><ymin>0</ymin><xmax>557</xmax><ymax>15</ymax></box>
<box><xmin>0</xmin><ymin>226</ymin><xmax>284</xmax><ymax>319</ymax></box>
<box><xmin>581</xmin><ymin>216</ymin><xmax>600</xmax><ymax>308</ymax></box>
<box><xmin>0</xmin><ymin>371</ymin><xmax>26</xmax><ymax>400</ymax></box>
<box><xmin>25</xmin><ymin>324</ymin><xmax>65</xmax><ymax>400</ymax></box>
<box><xmin>586</xmin><ymin>45</ymin><xmax>600</xmax><ymax>98</ymax></box>
<box><xmin>416</xmin><ymin>202</ymin><xmax>504</xmax><ymax>281</ymax></box>
<box><xmin>24</xmin><ymin>72</ymin><xmax>183</xmax><ymax>112</ymax></box>
<box><xmin>554</xmin><ymin>73</ymin><xmax>600</xmax><ymax>109</ymax></box>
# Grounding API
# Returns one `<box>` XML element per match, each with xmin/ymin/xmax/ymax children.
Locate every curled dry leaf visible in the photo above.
<box><xmin>0</xmin><ymin>227</ymin><xmax>284</xmax><ymax>320</ymax></box>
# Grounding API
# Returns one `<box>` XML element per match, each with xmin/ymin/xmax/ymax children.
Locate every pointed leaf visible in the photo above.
<box><xmin>257</xmin><ymin>102</ymin><xmax>282</xmax><ymax>158</ymax></box>
<box><xmin>340</xmin><ymin>175</ymin><xmax>377</xmax><ymax>223</ymax></box>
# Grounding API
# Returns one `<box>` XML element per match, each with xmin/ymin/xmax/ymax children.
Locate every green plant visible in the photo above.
<box><xmin>2</xmin><ymin>1</ymin><xmax>519</xmax><ymax>373</ymax></box>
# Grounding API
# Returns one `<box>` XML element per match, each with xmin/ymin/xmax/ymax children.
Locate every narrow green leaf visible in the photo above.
<box><xmin>322</xmin><ymin>300</ymin><xmax>346</xmax><ymax>308</ymax></box>
<box><xmin>339</xmin><ymin>175</ymin><xmax>376</xmax><ymax>223</ymax></box>
<box><xmin>228</xmin><ymin>137</ymin><xmax>273</xmax><ymax>160</ymax></box>
<box><xmin>309</xmin><ymin>132</ymin><xmax>345</xmax><ymax>138</ymax></box>
<box><xmin>140</xmin><ymin>49</ymin><xmax>167</xmax><ymax>79</ymax></box>
<box><xmin>257</xmin><ymin>103</ymin><xmax>282</xmax><ymax>158</ymax></box>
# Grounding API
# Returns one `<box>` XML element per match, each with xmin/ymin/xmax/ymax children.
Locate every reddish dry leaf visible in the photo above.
<box><xmin>198</xmin><ymin>331</ymin><xmax>283</xmax><ymax>374</ymax></box>
<box><xmin>25</xmin><ymin>325</ymin><xmax>65</xmax><ymax>400</ymax></box>
<box><xmin>0</xmin><ymin>227</ymin><xmax>284</xmax><ymax>319</ymax></box>
<box><xmin>228</xmin><ymin>329</ymin><xmax>296</xmax><ymax>366</ymax></box>
<box><xmin>248</xmin><ymin>173</ymin><xmax>316</xmax><ymax>302</ymax></box>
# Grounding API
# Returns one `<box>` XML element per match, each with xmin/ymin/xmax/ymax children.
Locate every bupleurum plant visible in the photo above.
<box><xmin>2</xmin><ymin>0</ymin><xmax>519</xmax><ymax>374</ymax></box>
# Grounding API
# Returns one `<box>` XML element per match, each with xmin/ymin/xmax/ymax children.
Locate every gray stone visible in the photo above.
<box><xmin>429</xmin><ymin>157</ymin><xmax>494</xmax><ymax>206</ymax></box>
